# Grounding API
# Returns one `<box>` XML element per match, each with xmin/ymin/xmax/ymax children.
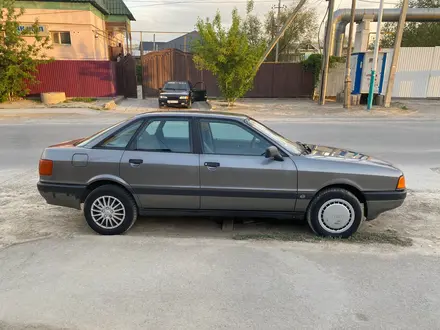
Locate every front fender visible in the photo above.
<box><xmin>316</xmin><ymin>178</ymin><xmax>363</xmax><ymax>193</ymax></box>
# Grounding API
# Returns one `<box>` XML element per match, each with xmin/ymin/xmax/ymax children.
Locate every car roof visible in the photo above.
<box><xmin>135</xmin><ymin>111</ymin><xmax>249</xmax><ymax>121</ymax></box>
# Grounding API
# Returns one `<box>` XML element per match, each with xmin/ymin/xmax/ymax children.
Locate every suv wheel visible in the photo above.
<box><xmin>84</xmin><ymin>185</ymin><xmax>138</xmax><ymax>235</ymax></box>
<box><xmin>306</xmin><ymin>188</ymin><xmax>363</xmax><ymax>238</ymax></box>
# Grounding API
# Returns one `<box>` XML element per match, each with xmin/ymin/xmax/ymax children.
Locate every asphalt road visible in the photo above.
<box><xmin>1</xmin><ymin>114</ymin><xmax>440</xmax><ymax>329</ymax></box>
<box><xmin>1</xmin><ymin>115</ymin><xmax>439</xmax><ymax>189</ymax></box>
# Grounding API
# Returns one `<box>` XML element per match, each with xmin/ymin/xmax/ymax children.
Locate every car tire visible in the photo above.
<box><xmin>306</xmin><ymin>188</ymin><xmax>363</xmax><ymax>238</ymax></box>
<box><xmin>84</xmin><ymin>185</ymin><xmax>138</xmax><ymax>235</ymax></box>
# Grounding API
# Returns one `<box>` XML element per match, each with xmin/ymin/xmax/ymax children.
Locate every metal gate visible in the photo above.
<box><xmin>116</xmin><ymin>54</ymin><xmax>138</xmax><ymax>98</ymax></box>
<box><xmin>141</xmin><ymin>49</ymin><xmax>314</xmax><ymax>98</ymax></box>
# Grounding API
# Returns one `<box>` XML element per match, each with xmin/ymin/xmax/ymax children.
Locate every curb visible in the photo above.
<box><xmin>113</xmin><ymin>96</ymin><xmax>125</xmax><ymax>105</ymax></box>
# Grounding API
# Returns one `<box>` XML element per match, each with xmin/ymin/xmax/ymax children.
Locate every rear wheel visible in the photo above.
<box><xmin>306</xmin><ymin>188</ymin><xmax>363</xmax><ymax>238</ymax></box>
<box><xmin>84</xmin><ymin>185</ymin><xmax>137</xmax><ymax>235</ymax></box>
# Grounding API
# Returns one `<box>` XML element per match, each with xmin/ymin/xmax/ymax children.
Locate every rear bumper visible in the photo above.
<box><xmin>37</xmin><ymin>182</ymin><xmax>86</xmax><ymax>210</ymax></box>
<box><xmin>364</xmin><ymin>190</ymin><xmax>407</xmax><ymax>220</ymax></box>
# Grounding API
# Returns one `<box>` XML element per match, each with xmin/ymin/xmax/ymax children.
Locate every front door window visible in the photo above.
<box><xmin>200</xmin><ymin>120</ymin><xmax>271</xmax><ymax>156</ymax></box>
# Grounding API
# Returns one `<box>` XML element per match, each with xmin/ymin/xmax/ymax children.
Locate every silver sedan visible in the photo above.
<box><xmin>37</xmin><ymin>111</ymin><xmax>406</xmax><ymax>237</ymax></box>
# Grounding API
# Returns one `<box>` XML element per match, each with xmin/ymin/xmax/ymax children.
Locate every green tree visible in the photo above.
<box><xmin>264</xmin><ymin>3</ymin><xmax>318</xmax><ymax>62</ymax></box>
<box><xmin>193</xmin><ymin>0</ymin><xmax>266</xmax><ymax>106</ymax></box>
<box><xmin>302</xmin><ymin>54</ymin><xmax>345</xmax><ymax>87</ymax></box>
<box><xmin>0</xmin><ymin>0</ymin><xmax>52</xmax><ymax>102</ymax></box>
<box><xmin>381</xmin><ymin>0</ymin><xmax>440</xmax><ymax>48</ymax></box>
<box><xmin>242</xmin><ymin>0</ymin><xmax>264</xmax><ymax>47</ymax></box>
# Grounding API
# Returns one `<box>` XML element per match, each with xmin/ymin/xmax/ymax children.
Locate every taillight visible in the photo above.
<box><xmin>39</xmin><ymin>159</ymin><xmax>53</xmax><ymax>176</ymax></box>
<box><xmin>396</xmin><ymin>175</ymin><xmax>406</xmax><ymax>190</ymax></box>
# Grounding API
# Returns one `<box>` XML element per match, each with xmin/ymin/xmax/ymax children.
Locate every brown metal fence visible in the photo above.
<box><xmin>141</xmin><ymin>49</ymin><xmax>314</xmax><ymax>98</ymax></box>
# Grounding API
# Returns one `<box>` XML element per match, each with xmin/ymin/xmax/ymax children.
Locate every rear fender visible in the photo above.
<box><xmin>85</xmin><ymin>174</ymin><xmax>141</xmax><ymax>207</ymax></box>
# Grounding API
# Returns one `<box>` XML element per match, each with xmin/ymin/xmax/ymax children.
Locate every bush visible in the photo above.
<box><xmin>302</xmin><ymin>54</ymin><xmax>345</xmax><ymax>87</ymax></box>
<box><xmin>136</xmin><ymin>64</ymin><xmax>142</xmax><ymax>85</ymax></box>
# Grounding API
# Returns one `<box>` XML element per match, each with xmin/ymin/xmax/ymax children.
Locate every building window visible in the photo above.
<box><xmin>51</xmin><ymin>31</ymin><xmax>71</xmax><ymax>45</ymax></box>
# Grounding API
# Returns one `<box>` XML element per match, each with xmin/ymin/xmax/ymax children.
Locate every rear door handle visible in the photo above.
<box><xmin>129</xmin><ymin>159</ymin><xmax>143</xmax><ymax>165</ymax></box>
<box><xmin>204</xmin><ymin>162</ymin><xmax>220</xmax><ymax>168</ymax></box>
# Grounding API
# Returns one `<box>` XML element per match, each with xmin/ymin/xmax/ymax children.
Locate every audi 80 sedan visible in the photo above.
<box><xmin>37</xmin><ymin>111</ymin><xmax>406</xmax><ymax>238</ymax></box>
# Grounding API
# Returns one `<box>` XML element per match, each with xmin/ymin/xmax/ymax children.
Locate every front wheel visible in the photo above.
<box><xmin>84</xmin><ymin>185</ymin><xmax>138</xmax><ymax>235</ymax></box>
<box><xmin>306</xmin><ymin>188</ymin><xmax>363</xmax><ymax>238</ymax></box>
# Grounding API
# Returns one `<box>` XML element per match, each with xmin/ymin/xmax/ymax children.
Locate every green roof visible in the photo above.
<box><xmin>26</xmin><ymin>0</ymin><xmax>135</xmax><ymax>20</ymax></box>
<box><xmin>103</xmin><ymin>0</ymin><xmax>135</xmax><ymax>20</ymax></box>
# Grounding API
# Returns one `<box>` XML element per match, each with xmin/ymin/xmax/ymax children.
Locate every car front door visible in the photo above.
<box><xmin>120</xmin><ymin>117</ymin><xmax>200</xmax><ymax>210</ymax></box>
<box><xmin>191</xmin><ymin>82</ymin><xmax>207</xmax><ymax>102</ymax></box>
<box><xmin>198</xmin><ymin>119</ymin><xmax>298</xmax><ymax>211</ymax></box>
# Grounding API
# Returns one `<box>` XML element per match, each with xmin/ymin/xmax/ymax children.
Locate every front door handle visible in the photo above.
<box><xmin>204</xmin><ymin>162</ymin><xmax>220</xmax><ymax>168</ymax></box>
<box><xmin>129</xmin><ymin>159</ymin><xmax>143</xmax><ymax>166</ymax></box>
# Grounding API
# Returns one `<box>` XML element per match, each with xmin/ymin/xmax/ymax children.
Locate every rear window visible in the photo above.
<box><xmin>76</xmin><ymin>120</ymin><xmax>130</xmax><ymax>147</ymax></box>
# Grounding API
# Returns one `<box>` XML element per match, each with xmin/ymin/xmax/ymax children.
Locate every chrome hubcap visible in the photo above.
<box><xmin>318</xmin><ymin>199</ymin><xmax>355</xmax><ymax>234</ymax></box>
<box><xmin>91</xmin><ymin>196</ymin><xmax>126</xmax><ymax>229</ymax></box>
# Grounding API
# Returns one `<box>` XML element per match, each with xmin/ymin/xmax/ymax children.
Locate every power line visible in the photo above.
<box><xmin>125</xmin><ymin>0</ymin><xmax>276</xmax><ymax>2</ymax></box>
<box><xmin>357</xmin><ymin>0</ymin><xmax>400</xmax><ymax>4</ymax></box>
<box><xmin>317</xmin><ymin>6</ymin><xmax>328</xmax><ymax>53</ymax></box>
<box><xmin>126</xmin><ymin>0</ymin><xmax>278</xmax><ymax>7</ymax></box>
<box><xmin>336</xmin><ymin>0</ymin><xmax>344</xmax><ymax>10</ymax></box>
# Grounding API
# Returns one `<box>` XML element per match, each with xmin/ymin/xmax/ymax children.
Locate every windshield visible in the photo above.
<box><xmin>163</xmin><ymin>82</ymin><xmax>189</xmax><ymax>91</ymax></box>
<box><xmin>247</xmin><ymin>118</ymin><xmax>304</xmax><ymax>155</ymax></box>
<box><xmin>75</xmin><ymin>119</ymin><xmax>129</xmax><ymax>147</ymax></box>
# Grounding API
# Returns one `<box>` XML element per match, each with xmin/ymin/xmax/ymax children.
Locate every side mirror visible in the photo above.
<box><xmin>265</xmin><ymin>146</ymin><xmax>283</xmax><ymax>161</ymax></box>
<box><xmin>159</xmin><ymin>88</ymin><xmax>163</xmax><ymax>93</ymax></box>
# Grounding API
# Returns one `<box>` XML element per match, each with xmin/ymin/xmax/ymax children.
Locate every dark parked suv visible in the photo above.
<box><xmin>158</xmin><ymin>81</ymin><xmax>207</xmax><ymax>108</ymax></box>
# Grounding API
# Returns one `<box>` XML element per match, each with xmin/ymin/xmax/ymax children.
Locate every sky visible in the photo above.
<box><xmin>127</xmin><ymin>0</ymin><xmax>400</xmax><ymax>44</ymax></box>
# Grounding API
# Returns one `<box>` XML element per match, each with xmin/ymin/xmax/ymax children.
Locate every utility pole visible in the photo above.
<box><xmin>366</xmin><ymin>0</ymin><xmax>385</xmax><ymax>110</ymax></box>
<box><xmin>140</xmin><ymin>31</ymin><xmax>144</xmax><ymax>99</ymax></box>
<box><xmin>319</xmin><ymin>0</ymin><xmax>336</xmax><ymax>106</ymax></box>
<box><xmin>256</xmin><ymin>0</ymin><xmax>307</xmax><ymax>71</ymax></box>
<box><xmin>384</xmin><ymin>0</ymin><xmax>408</xmax><ymax>107</ymax></box>
<box><xmin>272</xmin><ymin>0</ymin><xmax>286</xmax><ymax>62</ymax></box>
<box><xmin>343</xmin><ymin>0</ymin><xmax>357</xmax><ymax>108</ymax></box>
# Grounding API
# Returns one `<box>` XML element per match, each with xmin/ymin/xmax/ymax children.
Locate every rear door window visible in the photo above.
<box><xmin>134</xmin><ymin>119</ymin><xmax>191</xmax><ymax>153</ymax></box>
<box><xmin>99</xmin><ymin>121</ymin><xmax>142</xmax><ymax>149</ymax></box>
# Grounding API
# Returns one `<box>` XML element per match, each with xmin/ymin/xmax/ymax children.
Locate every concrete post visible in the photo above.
<box><xmin>275</xmin><ymin>0</ymin><xmax>282</xmax><ymax>62</ymax></box>
<box><xmin>319</xmin><ymin>0</ymin><xmax>336</xmax><ymax>105</ymax></box>
<box><xmin>343</xmin><ymin>0</ymin><xmax>357</xmax><ymax>109</ymax></box>
<box><xmin>384</xmin><ymin>0</ymin><xmax>409</xmax><ymax>107</ymax></box>
<box><xmin>353</xmin><ymin>15</ymin><xmax>373</xmax><ymax>53</ymax></box>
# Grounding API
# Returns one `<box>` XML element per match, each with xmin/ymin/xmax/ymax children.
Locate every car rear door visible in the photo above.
<box><xmin>120</xmin><ymin>117</ymin><xmax>200</xmax><ymax>210</ymax></box>
<box><xmin>197</xmin><ymin>119</ymin><xmax>297</xmax><ymax>211</ymax></box>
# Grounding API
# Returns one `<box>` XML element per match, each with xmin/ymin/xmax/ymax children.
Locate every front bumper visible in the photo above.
<box><xmin>37</xmin><ymin>182</ymin><xmax>86</xmax><ymax>210</ymax></box>
<box><xmin>364</xmin><ymin>190</ymin><xmax>407</xmax><ymax>220</ymax></box>
<box><xmin>159</xmin><ymin>98</ymin><xmax>190</xmax><ymax>107</ymax></box>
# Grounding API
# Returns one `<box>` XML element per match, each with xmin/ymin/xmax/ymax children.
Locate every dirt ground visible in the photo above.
<box><xmin>1</xmin><ymin>171</ymin><xmax>439</xmax><ymax>252</ymax></box>
<box><xmin>2</xmin><ymin>98</ymin><xmax>440</xmax><ymax>122</ymax></box>
<box><xmin>209</xmin><ymin>99</ymin><xmax>421</xmax><ymax>119</ymax></box>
